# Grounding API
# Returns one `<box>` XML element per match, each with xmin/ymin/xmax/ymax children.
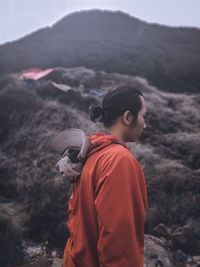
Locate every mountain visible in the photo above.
<box><xmin>0</xmin><ymin>10</ymin><xmax>200</xmax><ymax>93</ymax></box>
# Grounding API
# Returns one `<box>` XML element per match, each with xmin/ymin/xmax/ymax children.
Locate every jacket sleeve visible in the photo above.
<box><xmin>94</xmin><ymin>154</ymin><xmax>147</xmax><ymax>267</ymax></box>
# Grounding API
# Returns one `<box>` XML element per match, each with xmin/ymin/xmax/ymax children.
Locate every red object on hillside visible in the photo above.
<box><xmin>18</xmin><ymin>68</ymin><xmax>54</xmax><ymax>80</ymax></box>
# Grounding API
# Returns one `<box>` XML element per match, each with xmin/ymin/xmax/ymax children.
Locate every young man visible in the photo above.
<box><xmin>58</xmin><ymin>86</ymin><xmax>148</xmax><ymax>267</ymax></box>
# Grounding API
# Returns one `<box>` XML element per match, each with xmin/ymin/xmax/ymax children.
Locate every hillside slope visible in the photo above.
<box><xmin>0</xmin><ymin>68</ymin><xmax>200</xmax><ymax>266</ymax></box>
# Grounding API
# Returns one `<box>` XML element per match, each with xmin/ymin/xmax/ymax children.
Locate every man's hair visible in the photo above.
<box><xmin>90</xmin><ymin>86</ymin><xmax>143</xmax><ymax>127</ymax></box>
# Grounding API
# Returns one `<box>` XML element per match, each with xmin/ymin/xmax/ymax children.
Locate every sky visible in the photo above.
<box><xmin>0</xmin><ymin>0</ymin><xmax>199</xmax><ymax>44</ymax></box>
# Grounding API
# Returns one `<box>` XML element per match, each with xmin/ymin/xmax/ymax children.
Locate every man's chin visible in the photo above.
<box><xmin>127</xmin><ymin>136</ymin><xmax>137</xmax><ymax>143</ymax></box>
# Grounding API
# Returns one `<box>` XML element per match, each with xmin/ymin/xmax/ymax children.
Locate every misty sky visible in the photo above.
<box><xmin>0</xmin><ymin>0</ymin><xmax>199</xmax><ymax>44</ymax></box>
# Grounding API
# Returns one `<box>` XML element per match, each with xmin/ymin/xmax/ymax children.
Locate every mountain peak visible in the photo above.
<box><xmin>0</xmin><ymin>9</ymin><xmax>199</xmax><ymax>93</ymax></box>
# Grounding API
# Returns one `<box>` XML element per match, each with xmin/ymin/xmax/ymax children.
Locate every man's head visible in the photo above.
<box><xmin>90</xmin><ymin>86</ymin><xmax>147</xmax><ymax>142</ymax></box>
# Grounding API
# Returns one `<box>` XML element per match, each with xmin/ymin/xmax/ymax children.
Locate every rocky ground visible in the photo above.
<box><xmin>0</xmin><ymin>67</ymin><xmax>199</xmax><ymax>266</ymax></box>
<box><xmin>15</xmin><ymin>236</ymin><xmax>200</xmax><ymax>267</ymax></box>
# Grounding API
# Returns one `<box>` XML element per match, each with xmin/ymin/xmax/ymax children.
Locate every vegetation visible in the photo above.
<box><xmin>0</xmin><ymin>68</ymin><xmax>199</xmax><ymax>266</ymax></box>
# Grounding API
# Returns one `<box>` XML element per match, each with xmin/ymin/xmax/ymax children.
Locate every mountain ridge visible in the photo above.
<box><xmin>0</xmin><ymin>9</ymin><xmax>200</xmax><ymax>93</ymax></box>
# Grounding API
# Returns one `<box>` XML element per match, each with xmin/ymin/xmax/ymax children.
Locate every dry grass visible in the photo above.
<box><xmin>0</xmin><ymin>68</ymin><xmax>199</xmax><ymax>266</ymax></box>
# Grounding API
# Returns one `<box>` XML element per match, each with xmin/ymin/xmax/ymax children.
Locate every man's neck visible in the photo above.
<box><xmin>104</xmin><ymin>126</ymin><xmax>126</xmax><ymax>142</ymax></box>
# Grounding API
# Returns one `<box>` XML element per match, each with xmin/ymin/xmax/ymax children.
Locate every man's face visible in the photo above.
<box><xmin>125</xmin><ymin>96</ymin><xmax>147</xmax><ymax>142</ymax></box>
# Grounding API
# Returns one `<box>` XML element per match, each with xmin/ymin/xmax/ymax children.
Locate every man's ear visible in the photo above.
<box><xmin>122</xmin><ymin>110</ymin><xmax>134</xmax><ymax>125</ymax></box>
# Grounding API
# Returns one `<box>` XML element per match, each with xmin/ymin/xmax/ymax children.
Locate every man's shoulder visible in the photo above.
<box><xmin>86</xmin><ymin>142</ymin><xmax>140</xmax><ymax>171</ymax></box>
<box><xmin>95</xmin><ymin>143</ymin><xmax>144</xmax><ymax>181</ymax></box>
<box><xmin>100</xmin><ymin>143</ymin><xmax>135</xmax><ymax>163</ymax></box>
<box><xmin>102</xmin><ymin>144</ymin><xmax>143</xmax><ymax>172</ymax></box>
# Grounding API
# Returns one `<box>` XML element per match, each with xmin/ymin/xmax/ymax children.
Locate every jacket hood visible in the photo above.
<box><xmin>87</xmin><ymin>132</ymin><xmax>128</xmax><ymax>158</ymax></box>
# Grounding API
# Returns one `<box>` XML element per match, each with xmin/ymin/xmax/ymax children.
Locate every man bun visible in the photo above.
<box><xmin>89</xmin><ymin>105</ymin><xmax>104</xmax><ymax>122</ymax></box>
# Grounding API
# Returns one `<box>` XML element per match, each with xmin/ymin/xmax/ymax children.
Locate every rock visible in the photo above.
<box><xmin>154</xmin><ymin>223</ymin><xmax>171</xmax><ymax>239</ymax></box>
<box><xmin>50</xmin><ymin>257</ymin><xmax>63</xmax><ymax>267</ymax></box>
<box><xmin>144</xmin><ymin>235</ymin><xmax>174</xmax><ymax>267</ymax></box>
<box><xmin>176</xmin><ymin>249</ymin><xmax>188</xmax><ymax>263</ymax></box>
<box><xmin>191</xmin><ymin>256</ymin><xmax>200</xmax><ymax>265</ymax></box>
<box><xmin>51</xmin><ymin>250</ymin><xmax>57</xmax><ymax>257</ymax></box>
<box><xmin>172</xmin><ymin>225</ymin><xmax>193</xmax><ymax>244</ymax></box>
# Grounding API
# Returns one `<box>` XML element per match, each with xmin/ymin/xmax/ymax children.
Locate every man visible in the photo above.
<box><xmin>56</xmin><ymin>86</ymin><xmax>148</xmax><ymax>267</ymax></box>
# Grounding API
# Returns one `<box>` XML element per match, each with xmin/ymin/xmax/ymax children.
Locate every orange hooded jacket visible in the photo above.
<box><xmin>63</xmin><ymin>132</ymin><xmax>148</xmax><ymax>267</ymax></box>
